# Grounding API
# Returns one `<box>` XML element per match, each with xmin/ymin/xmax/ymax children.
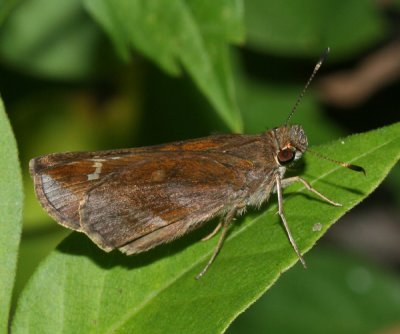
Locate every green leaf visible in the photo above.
<box><xmin>245</xmin><ymin>0</ymin><xmax>385</xmax><ymax>58</ymax></box>
<box><xmin>12</xmin><ymin>123</ymin><xmax>400</xmax><ymax>333</ymax></box>
<box><xmin>12</xmin><ymin>227</ymin><xmax>69</xmax><ymax>314</ymax></box>
<box><xmin>84</xmin><ymin>0</ymin><xmax>244</xmax><ymax>132</ymax></box>
<box><xmin>0</xmin><ymin>0</ymin><xmax>109</xmax><ymax>80</ymax></box>
<box><xmin>229</xmin><ymin>248</ymin><xmax>400</xmax><ymax>334</ymax></box>
<box><xmin>0</xmin><ymin>98</ymin><xmax>23</xmax><ymax>332</ymax></box>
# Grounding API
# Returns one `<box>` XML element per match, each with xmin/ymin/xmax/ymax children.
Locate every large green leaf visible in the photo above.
<box><xmin>12</xmin><ymin>123</ymin><xmax>400</xmax><ymax>333</ymax></box>
<box><xmin>229</xmin><ymin>248</ymin><xmax>400</xmax><ymax>334</ymax></box>
<box><xmin>0</xmin><ymin>98</ymin><xmax>23</xmax><ymax>332</ymax></box>
<box><xmin>84</xmin><ymin>0</ymin><xmax>244</xmax><ymax>132</ymax></box>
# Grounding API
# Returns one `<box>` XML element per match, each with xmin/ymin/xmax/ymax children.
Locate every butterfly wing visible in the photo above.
<box><xmin>79</xmin><ymin>151</ymin><xmax>254</xmax><ymax>252</ymax></box>
<box><xmin>30</xmin><ymin>152</ymin><xmax>142</xmax><ymax>230</ymax></box>
<box><xmin>30</xmin><ymin>134</ymin><xmax>273</xmax><ymax>253</ymax></box>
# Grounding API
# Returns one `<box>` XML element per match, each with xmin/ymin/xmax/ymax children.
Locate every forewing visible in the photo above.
<box><xmin>30</xmin><ymin>152</ymin><xmax>142</xmax><ymax>230</ymax></box>
<box><xmin>30</xmin><ymin>134</ymin><xmax>262</xmax><ymax>231</ymax></box>
<box><xmin>79</xmin><ymin>152</ymin><xmax>253</xmax><ymax>252</ymax></box>
<box><xmin>30</xmin><ymin>133</ymin><xmax>269</xmax><ymax>252</ymax></box>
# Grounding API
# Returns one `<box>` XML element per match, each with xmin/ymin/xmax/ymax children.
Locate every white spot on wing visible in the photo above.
<box><xmin>87</xmin><ymin>161</ymin><xmax>103</xmax><ymax>181</ymax></box>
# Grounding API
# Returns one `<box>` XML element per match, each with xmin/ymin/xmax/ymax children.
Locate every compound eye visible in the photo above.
<box><xmin>277</xmin><ymin>148</ymin><xmax>295</xmax><ymax>165</ymax></box>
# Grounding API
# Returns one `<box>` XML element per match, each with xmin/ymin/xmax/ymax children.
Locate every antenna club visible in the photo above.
<box><xmin>307</xmin><ymin>148</ymin><xmax>365</xmax><ymax>175</ymax></box>
<box><xmin>346</xmin><ymin>164</ymin><xmax>366</xmax><ymax>175</ymax></box>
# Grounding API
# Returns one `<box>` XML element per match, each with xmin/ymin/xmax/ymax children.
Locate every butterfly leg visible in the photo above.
<box><xmin>281</xmin><ymin>176</ymin><xmax>342</xmax><ymax>207</ymax></box>
<box><xmin>275</xmin><ymin>175</ymin><xmax>307</xmax><ymax>268</ymax></box>
<box><xmin>201</xmin><ymin>222</ymin><xmax>222</xmax><ymax>241</ymax></box>
<box><xmin>196</xmin><ymin>208</ymin><xmax>236</xmax><ymax>280</ymax></box>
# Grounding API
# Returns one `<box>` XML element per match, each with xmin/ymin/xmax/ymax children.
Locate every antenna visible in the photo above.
<box><xmin>285</xmin><ymin>47</ymin><xmax>330</xmax><ymax>126</ymax></box>
<box><xmin>307</xmin><ymin>148</ymin><xmax>366</xmax><ymax>175</ymax></box>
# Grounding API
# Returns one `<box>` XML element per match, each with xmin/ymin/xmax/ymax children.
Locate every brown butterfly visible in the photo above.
<box><xmin>30</xmin><ymin>48</ymin><xmax>364</xmax><ymax>279</ymax></box>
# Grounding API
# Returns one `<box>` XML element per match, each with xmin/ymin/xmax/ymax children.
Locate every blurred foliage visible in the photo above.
<box><xmin>245</xmin><ymin>0</ymin><xmax>385</xmax><ymax>58</ymax></box>
<box><xmin>0</xmin><ymin>0</ymin><xmax>398</xmax><ymax>333</ymax></box>
<box><xmin>83</xmin><ymin>0</ymin><xmax>244</xmax><ymax>131</ymax></box>
<box><xmin>0</xmin><ymin>0</ymin><xmax>114</xmax><ymax>79</ymax></box>
<box><xmin>0</xmin><ymin>0</ymin><xmax>21</xmax><ymax>25</ymax></box>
